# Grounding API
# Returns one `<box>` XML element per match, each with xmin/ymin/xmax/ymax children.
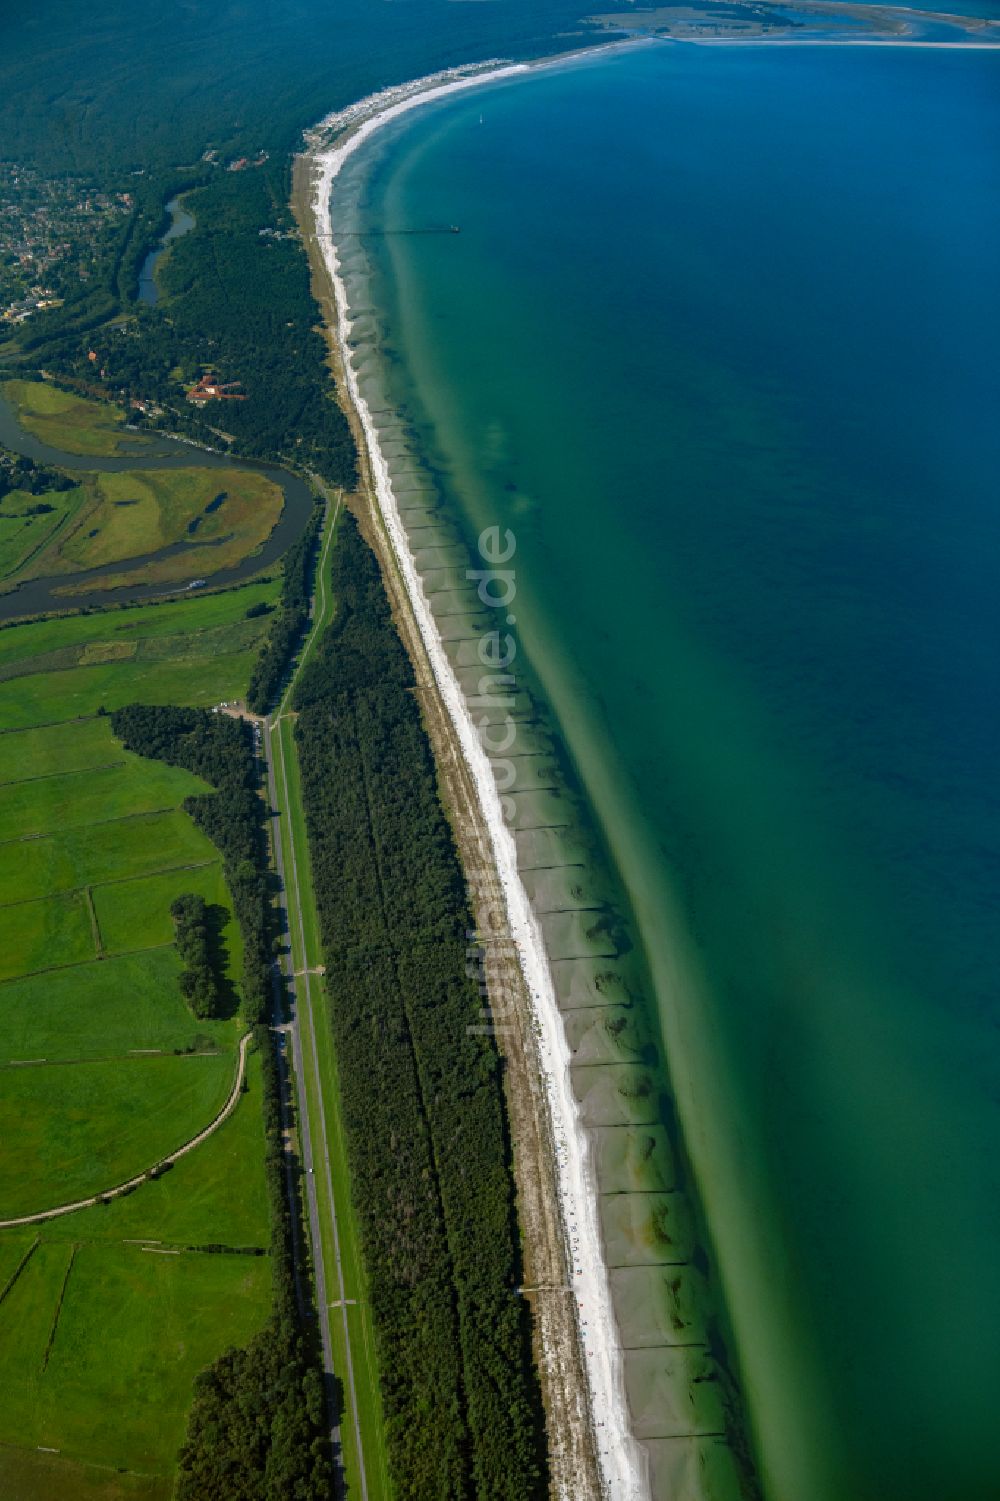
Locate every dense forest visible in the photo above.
<box><xmin>292</xmin><ymin>514</ymin><xmax>544</xmax><ymax>1500</ymax></box>
<box><xmin>111</xmin><ymin>702</ymin><xmax>334</xmax><ymax>1499</ymax></box>
<box><xmin>0</xmin><ymin>1</ymin><xmax>612</xmax><ymax>174</ymax></box>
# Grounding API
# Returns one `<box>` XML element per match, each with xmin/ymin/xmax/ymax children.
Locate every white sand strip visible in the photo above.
<box><xmin>305</xmin><ymin>63</ymin><xmax>647</xmax><ymax>1501</ymax></box>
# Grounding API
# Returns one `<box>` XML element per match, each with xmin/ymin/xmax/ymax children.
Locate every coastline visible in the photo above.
<box><xmin>298</xmin><ymin>60</ymin><xmax>647</xmax><ymax>1501</ymax></box>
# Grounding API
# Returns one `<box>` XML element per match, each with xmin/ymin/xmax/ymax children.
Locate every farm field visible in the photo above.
<box><xmin>2</xmin><ymin>379</ymin><xmax>144</xmax><ymax>458</ymax></box>
<box><xmin>0</xmin><ymin>576</ymin><xmax>275</xmax><ymax>1496</ymax></box>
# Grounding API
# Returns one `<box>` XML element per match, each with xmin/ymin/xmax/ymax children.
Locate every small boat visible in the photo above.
<box><xmin>187</xmin><ymin>578</ymin><xmax>206</xmax><ymax>590</ymax></box>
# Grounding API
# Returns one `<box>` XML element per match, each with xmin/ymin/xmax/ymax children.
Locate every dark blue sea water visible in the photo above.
<box><xmin>339</xmin><ymin>41</ymin><xmax>1000</xmax><ymax>1500</ymax></box>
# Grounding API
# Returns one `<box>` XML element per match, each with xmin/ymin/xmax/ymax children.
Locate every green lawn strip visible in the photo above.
<box><xmin>36</xmin><ymin>1048</ymin><xmax>270</xmax><ymax>1248</ymax></box>
<box><xmin>0</xmin><ymin>949</ymin><xmax>231</xmax><ymax>1064</ymax></box>
<box><xmin>0</xmin><ymin>577</ymin><xmax>278</xmax><ymax>671</ymax></box>
<box><xmin>0</xmin><ymin>890</ymin><xmax>95</xmax><ymax>981</ymax></box>
<box><xmin>0</xmin><ymin>1443</ymin><xmax>169</xmax><ymax>1501</ymax></box>
<box><xmin>271</xmin><ymin>709</ymin><xmax>392</xmax><ymax>1499</ymax></box>
<box><xmin>277</xmin><ymin>713</ymin><xmax>321</xmax><ymax>961</ymax></box>
<box><xmin>0</xmin><ymin>1052</ymin><xmax>234</xmax><ymax>1219</ymax></box>
<box><xmin>91</xmin><ymin>862</ymin><xmax>242</xmax><ymax>981</ymax></box>
<box><xmin>0</xmin><ymin>809</ymin><xmax>217</xmax><ymax>905</ymax></box>
<box><xmin>0</xmin><ymin>652</ymin><xmax>259</xmax><ymax>730</ymax></box>
<box><xmin>0</xmin><ymin>1240</ymin><xmax>270</xmax><ymax>1474</ymax></box>
<box><xmin>0</xmin><ymin>756</ymin><xmax>204</xmax><ymax>840</ymax></box>
<box><xmin>0</xmin><ymin>717</ymin><xmax>123</xmax><ymax>782</ymax></box>
<box><xmin>275</xmin><ymin>484</ymin><xmax>341</xmax><ymax>719</ymax></box>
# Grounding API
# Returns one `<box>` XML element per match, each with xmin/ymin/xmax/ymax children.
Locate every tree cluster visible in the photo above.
<box><xmin>246</xmin><ymin>504</ymin><xmax>321</xmax><ymax>714</ymax></box>
<box><xmin>170</xmin><ymin>892</ymin><xmax>223</xmax><ymax>1019</ymax></box>
<box><xmin>292</xmin><ymin>514</ymin><xmax>545</xmax><ymax>1500</ymax></box>
<box><xmin>0</xmin><ymin>442</ymin><xmax>74</xmax><ymax>501</ymax></box>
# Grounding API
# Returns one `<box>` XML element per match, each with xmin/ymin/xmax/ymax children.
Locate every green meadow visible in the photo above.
<box><xmin>0</xmin><ymin>1240</ymin><xmax>270</xmax><ymax>1471</ymax></box>
<box><xmin>93</xmin><ymin>859</ymin><xmax>238</xmax><ymax>958</ymax></box>
<box><xmin>0</xmin><ymin>890</ymin><xmax>96</xmax><ymax>980</ymax></box>
<box><xmin>0</xmin><ymin>949</ymin><xmax>230</xmax><ymax>1063</ymax></box>
<box><xmin>0</xmin><ymin>809</ymin><xmax>216</xmax><ymax>905</ymax></box>
<box><xmin>0</xmin><ymin>756</ymin><xmax>203</xmax><ymax>838</ymax></box>
<box><xmin>0</xmin><ymin>483</ymin><xmax>85</xmax><ymax>582</ymax></box>
<box><xmin>0</xmin><ymin>1052</ymin><xmax>234</xmax><ymax>1218</ymax></box>
<box><xmin>0</xmin><ymin>574</ymin><xmax>274</xmax><ymax>1495</ymax></box>
<box><xmin>3</xmin><ymin>380</ymin><xmax>140</xmax><ymax>458</ymax></box>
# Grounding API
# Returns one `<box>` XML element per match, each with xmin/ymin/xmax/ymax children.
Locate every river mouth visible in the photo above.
<box><xmin>0</xmin><ymin>391</ymin><xmax>315</xmax><ymax>620</ymax></box>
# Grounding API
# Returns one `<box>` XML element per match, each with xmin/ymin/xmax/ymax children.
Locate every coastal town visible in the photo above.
<box><xmin>0</xmin><ymin>163</ymin><xmax>131</xmax><ymax>327</ymax></box>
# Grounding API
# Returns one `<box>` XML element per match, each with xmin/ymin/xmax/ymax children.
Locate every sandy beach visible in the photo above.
<box><xmin>302</xmin><ymin>61</ymin><xmax>648</xmax><ymax>1501</ymax></box>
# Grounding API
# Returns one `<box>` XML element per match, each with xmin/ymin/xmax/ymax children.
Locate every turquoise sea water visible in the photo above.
<box><xmin>334</xmin><ymin>42</ymin><xmax>1000</xmax><ymax>1501</ymax></box>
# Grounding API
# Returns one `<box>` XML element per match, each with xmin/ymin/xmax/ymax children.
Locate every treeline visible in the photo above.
<box><xmin>111</xmin><ymin>701</ymin><xmax>334</xmax><ymax>1500</ymax></box>
<box><xmin>247</xmin><ymin>503</ymin><xmax>322</xmax><ymax>714</ymax></box>
<box><xmin>293</xmin><ymin>514</ymin><xmax>545</xmax><ymax>1499</ymax></box>
<box><xmin>170</xmin><ymin>893</ymin><xmax>223</xmax><ymax>1019</ymax></box>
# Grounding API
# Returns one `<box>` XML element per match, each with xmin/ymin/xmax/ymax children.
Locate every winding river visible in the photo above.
<box><xmin>137</xmin><ymin>195</ymin><xmax>195</xmax><ymax>306</ymax></box>
<box><xmin>0</xmin><ymin>390</ymin><xmax>314</xmax><ymax>620</ymax></box>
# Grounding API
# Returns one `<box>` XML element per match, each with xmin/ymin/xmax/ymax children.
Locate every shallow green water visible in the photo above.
<box><xmin>334</xmin><ymin>42</ymin><xmax>1000</xmax><ymax>1500</ymax></box>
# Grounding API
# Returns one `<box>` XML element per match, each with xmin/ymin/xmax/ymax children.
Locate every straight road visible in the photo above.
<box><xmin>259</xmin><ymin>488</ymin><xmax>384</xmax><ymax>1501</ymax></box>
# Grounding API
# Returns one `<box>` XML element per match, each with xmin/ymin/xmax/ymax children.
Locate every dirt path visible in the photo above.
<box><xmin>0</xmin><ymin>1032</ymin><xmax>251</xmax><ymax>1230</ymax></box>
<box><xmin>291</xmin><ymin>150</ymin><xmax>603</xmax><ymax>1501</ymax></box>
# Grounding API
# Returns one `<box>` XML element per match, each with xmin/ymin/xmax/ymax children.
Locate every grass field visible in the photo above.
<box><xmin>0</xmin><ymin>577</ymin><xmax>277</xmax><ymax>668</ymax></box>
<box><xmin>92</xmin><ymin>859</ymin><xmax>238</xmax><ymax>962</ymax></box>
<box><xmin>0</xmin><ymin>756</ymin><xmax>205</xmax><ymax>839</ymax></box>
<box><xmin>0</xmin><ymin>1051</ymin><xmax>235</xmax><ymax>1218</ymax></box>
<box><xmin>3</xmin><ymin>380</ymin><xmax>140</xmax><ymax>458</ymax></box>
<box><xmin>0</xmin><ymin>574</ymin><xmax>276</xmax><ymax>1495</ymax></box>
<box><xmin>0</xmin><ymin>890</ymin><xmax>96</xmax><ymax>980</ymax></box>
<box><xmin>0</xmin><ymin>810</ymin><xmax>216</xmax><ymax>906</ymax></box>
<box><xmin>38</xmin><ymin>1048</ymin><xmax>270</xmax><ymax>1247</ymax></box>
<box><xmin>0</xmin><ymin>950</ymin><xmax>231</xmax><ymax>1064</ymax></box>
<box><xmin>0</xmin><ymin>484</ymin><xmax>85</xmax><ymax>582</ymax></box>
<box><xmin>0</xmin><ymin>1444</ymin><xmax>168</xmax><ymax>1501</ymax></box>
<box><xmin>0</xmin><ymin>716</ymin><xmax>127</xmax><ymax>781</ymax></box>
<box><xmin>0</xmin><ymin>651</ymin><xmax>261</xmax><ymax>729</ymax></box>
<box><xmin>0</xmin><ymin>1240</ymin><xmax>270</xmax><ymax>1472</ymax></box>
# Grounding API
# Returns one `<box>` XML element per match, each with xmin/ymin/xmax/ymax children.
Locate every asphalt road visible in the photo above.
<box><xmin>260</xmin><ymin>489</ymin><xmax>369</xmax><ymax>1501</ymax></box>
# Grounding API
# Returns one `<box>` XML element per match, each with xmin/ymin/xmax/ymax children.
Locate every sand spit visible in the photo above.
<box><xmin>303</xmin><ymin>63</ymin><xmax>648</xmax><ymax>1501</ymax></box>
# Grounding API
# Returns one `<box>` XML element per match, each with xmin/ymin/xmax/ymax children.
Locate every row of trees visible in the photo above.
<box><xmin>246</xmin><ymin>503</ymin><xmax>322</xmax><ymax>713</ymax></box>
<box><xmin>111</xmin><ymin>701</ymin><xmax>334</xmax><ymax>1499</ymax></box>
<box><xmin>292</xmin><ymin>515</ymin><xmax>546</xmax><ymax>1500</ymax></box>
